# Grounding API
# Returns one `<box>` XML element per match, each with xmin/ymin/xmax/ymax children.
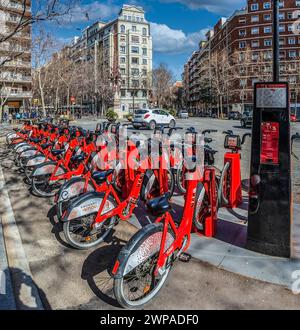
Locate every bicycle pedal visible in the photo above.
<box><xmin>178</xmin><ymin>253</ymin><xmax>191</xmax><ymax>263</ymax></box>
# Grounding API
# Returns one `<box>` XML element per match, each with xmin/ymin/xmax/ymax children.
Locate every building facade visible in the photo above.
<box><xmin>0</xmin><ymin>0</ymin><xmax>32</xmax><ymax>119</ymax></box>
<box><xmin>70</xmin><ymin>4</ymin><xmax>153</xmax><ymax>117</ymax></box>
<box><xmin>183</xmin><ymin>0</ymin><xmax>300</xmax><ymax>115</ymax></box>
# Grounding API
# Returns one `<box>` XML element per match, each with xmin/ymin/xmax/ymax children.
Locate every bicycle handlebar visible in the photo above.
<box><xmin>242</xmin><ymin>133</ymin><xmax>252</xmax><ymax>145</ymax></box>
<box><xmin>202</xmin><ymin>129</ymin><xmax>218</xmax><ymax>135</ymax></box>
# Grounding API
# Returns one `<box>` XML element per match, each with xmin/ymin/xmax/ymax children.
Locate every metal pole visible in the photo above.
<box><xmin>273</xmin><ymin>0</ymin><xmax>279</xmax><ymax>82</ymax></box>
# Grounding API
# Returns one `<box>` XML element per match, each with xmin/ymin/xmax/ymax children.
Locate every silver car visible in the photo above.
<box><xmin>178</xmin><ymin>110</ymin><xmax>189</xmax><ymax>119</ymax></box>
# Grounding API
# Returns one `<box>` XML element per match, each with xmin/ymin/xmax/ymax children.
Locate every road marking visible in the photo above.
<box><xmin>0</xmin><ymin>164</ymin><xmax>44</xmax><ymax>310</ymax></box>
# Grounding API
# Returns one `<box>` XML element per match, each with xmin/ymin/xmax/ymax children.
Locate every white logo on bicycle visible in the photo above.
<box><xmin>0</xmin><ymin>271</ymin><xmax>6</xmax><ymax>295</ymax></box>
<box><xmin>291</xmin><ymin>270</ymin><xmax>300</xmax><ymax>294</ymax></box>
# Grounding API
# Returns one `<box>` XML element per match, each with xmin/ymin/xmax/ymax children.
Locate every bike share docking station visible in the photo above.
<box><xmin>247</xmin><ymin>82</ymin><xmax>292</xmax><ymax>258</ymax></box>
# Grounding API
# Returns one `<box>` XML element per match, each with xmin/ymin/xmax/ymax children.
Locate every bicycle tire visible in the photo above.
<box><xmin>218</xmin><ymin>161</ymin><xmax>230</xmax><ymax>206</ymax></box>
<box><xmin>114</xmin><ymin>223</ymin><xmax>174</xmax><ymax>309</ymax></box>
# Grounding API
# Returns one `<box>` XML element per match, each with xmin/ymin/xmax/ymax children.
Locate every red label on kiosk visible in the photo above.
<box><xmin>260</xmin><ymin>122</ymin><xmax>279</xmax><ymax>165</ymax></box>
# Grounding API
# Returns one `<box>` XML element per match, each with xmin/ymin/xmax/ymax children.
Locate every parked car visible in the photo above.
<box><xmin>241</xmin><ymin>111</ymin><xmax>253</xmax><ymax>128</ymax></box>
<box><xmin>228</xmin><ymin>111</ymin><xmax>242</xmax><ymax>120</ymax></box>
<box><xmin>177</xmin><ymin>109</ymin><xmax>189</xmax><ymax>119</ymax></box>
<box><xmin>132</xmin><ymin>109</ymin><xmax>176</xmax><ymax>130</ymax></box>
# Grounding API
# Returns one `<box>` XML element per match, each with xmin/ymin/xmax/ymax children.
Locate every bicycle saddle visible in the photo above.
<box><xmin>51</xmin><ymin>149</ymin><xmax>64</xmax><ymax>156</ymax></box>
<box><xmin>146</xmin><ymin>193</ymin><xmax>171</xmax><ymax>216</ymax></box>
<box><xmin>41</xmin><ymin>143</ymin><xmax>53</xmax><ymax>149</ymax></box>
<box><xmin>92</xmin><ymin>169</ymin><xmax>114</xmax><ymax>184</ymax></box>
<box><xmin>30</xmin><ymin>138</ymin><xmax>42</xmax><ymax>144</ymax></box>
<box><xmin>71</xmin><ymin>154</ymin><xmax>86</xmax><ymax>163</ymax></box>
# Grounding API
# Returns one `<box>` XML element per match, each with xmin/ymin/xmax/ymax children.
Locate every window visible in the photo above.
<box><xmin>128</xmin><ymin>16</ymin><xmax>132</xmax><ymax>21</ymax></box>
<box><xmin>278</xmin><ymin>1</ymin><xmax>284</xmax><ymax>8</ymax></box>
<box><xmin>289</xmin><ymin>76</ymin><xmax>297</xmax><ymax>84</ymax></box>
<box><xmin>279</xmin><ymin>24</ymin><xmax>285</xmax><ymax>32</ymax></box>
<box><xmin>264</xmin><ymin>51</ymin><xmax>272</xmax><ymax>60</ymax></box>
<box><xmin>120</xmin><ymin>46</ymin><xmax>126</xmax><ymax>53</ymax></box>
<box><xmin>251</xmin><ymin>15</ymin><xmax>259</xmax><ymax>22</ymax></box>
<box><xmin>252</xmin><ymin>40</ymin><xmax>259</xmax><ymax>47</ymax></box>
<box><xmin>240</xmin><ymin>79</ymin><xmax>247</xmax><ymax>87</ymax></box>
<box><xmin>120</xmin><ymin>57</ymin><xmax>126</xmax><ymax>63</ymax></box>
<box><xmin>132</xmin><ymin>25</ymin><xmax>137</xmax><ymax>32</ymax></box>
<box><xmin>121</xmin><ymin>90</ymin><xmax>126</xmax><ymax>97</ymax></box>
<box><xmin>279</xmin><ymin>51</ymin><xmax>286</xmax><ymax>59</ymax></box>
<box><xmin>132</xmin><ymin>57</ymin><xmax>139</xmax><ymax>64</ymax></box>
<box><xmin>279</xmin><ymin>37</ymin><xmax>285</xmax><ymax>45</ymax></box>
<box><xmin>264</xmin><ymin>14</ymin><xmax>271</xmax><ymax>21</ymax></box>
<box><xmin>120</xmin><ymin>35</ymin><xmax>126</xmax><ymax>42</ymax></box>
<box><xmin>131</xmin><ymin>46</ymin><xmax>139</xmax><ymax>53</ymax></box>
<box><xmin>264</xmin><ymin>39</ymin><xmax>272</xmax><ymax>46</ymax></box>
<box><xmin>142</xmin><ymin>69</ymin><xmax>147</xmax><ymax>76</ymax></box>
<box><xmin>289</xmin><ymin>50</ymin><xmax>296</xmax><ymax>58</ymax></box>
<box><xmin>251</xmin><ymin>3</ymin><xmax>259</xmax><ymax>11</ymax></box>
<box><xmin>239</xmin><ymin>17</ymin><xmax>246</xmax><ymax>23</ymax></box>
<box><xmin>251</xmin><ymin>27</ymin><xmax>259</xmax><ymax>34</ymax></box>
<box><xmin>264</xmin><ymin>26</ymin><xmax>272</xmax><ymax>33</ymax></box>
<box><xmin>263</xmin><ymin>2</ymin><xmax>271</xmax><ymax>9</ymax></box>
<box><xmin>132</xmin><ymin>35</ymin><xmax>139</xmax><ymax>44</ymax></box>
<box><xmin>131</xmin><ymin>68</ymin><xmax>139</xmax><ymax>76</ymax></box>
<box><xmin>142</xmin><ymin>48</ymin><xmax>147</xmax><ymax>55</ymax></box>
<box><xmin>142</xmin><ymin>28</ymin><xmax>147</xmax><ymax>36</ymax></box>
<box><xmin>120</xmin><ymin>25</ymin><xmax>125</xmax><ymax>33</ymax></box>
<box><xmin>142</xmin><ymin>58</ymin><xmax>147</xmax><ymax>65</ymax></box>
<box><xmin>239</xmin><ymin>29</ymin><xmax>246</xmax><ymax>36</ymax></box>
<box><xmin>287</xmin><ymin>12</ymin><xmax>293</xmax><ymax>19</ymax></box>
<box><xmin>279</xmin><ymin>13</ymin><xmax>285</xmax><ymax>20</ymax></box>
<box><xmin>120</xmin><ymin>68</ymin><xmax>126</xmax><ymax>75</ymax></box>
<box><xmin>142</xmin><ymin>90</ymin><xmax>147</xmax><ymax>97</ymax></box>
<box><xmin>252</xmin><ymin>52</ymin><xmax>259</xmax><ymax>60</ymax></box>
<box><xmin>142</xmin><ymin>38</ymin><xmax>147</xmax><ymax>44</ymax></box>
<box><xmin>239</xmin><ymin>53</ymin><xmax>245</xmax><ymax>61</ymax></box>
<box><xmin>288</xmin><ymin>37</ymin><xmax>296</xmax><ymax>45</ymax></box>
<box><xmin>239</xmin><ymin>41</ymin><xmax>246</xmax><ymax>48</ymax></box>
<box><xmin>297</xmin><ymin>1</ymin><xmax>300</xmax><ymax>7</ymax></box>
<box><xmin>132</xmin><ymin>80</ymin><xmax>139</xmax><ymax>88</ymax></box>
<box><xmin>288</xmin><ymin>24</ymin><xmax>293</xmax><ymax>32</ymax></box>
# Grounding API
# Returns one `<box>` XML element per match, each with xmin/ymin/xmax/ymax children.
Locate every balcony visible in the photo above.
<box><xmin>0</xmin><ymin>1</ymin><xmax>31</xmax><ymax>13</ymax></box>
<box><xmin>0</xmin><ymin>90</ymin><xmax>32</xmax><ymax>98</ymax></box>
<box><xmin>0</xmin><ymin>75</ymin><xmax>32</xmax><ymax>83</ymax></box>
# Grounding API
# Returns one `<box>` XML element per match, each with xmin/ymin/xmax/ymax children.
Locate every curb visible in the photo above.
<box><xmin>0</xmin><ymin>165</ymin><xmax>44</xmax><ymax>310</ymax></box>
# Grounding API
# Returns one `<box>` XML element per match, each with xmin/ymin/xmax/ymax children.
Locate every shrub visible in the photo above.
<box><xmin>106</xmin><ymin>108</ymin><xmax>118</xmax><ymax>122</ymax></box>
<box><xmin>167</xmin><ymin>108</ymin><xmax>177</xmax><ymax>117</ymax></box>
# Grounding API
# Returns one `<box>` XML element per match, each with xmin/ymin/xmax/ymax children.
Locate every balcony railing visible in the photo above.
<box><xmin>1</xmin><ymin>75</ymin><xmax>32</xmax><ymax>82</ymax></box>
<box><xmin>0</xmin><ymin>90</ymin><xmax>32</xmax><ymax>98</ymax></box>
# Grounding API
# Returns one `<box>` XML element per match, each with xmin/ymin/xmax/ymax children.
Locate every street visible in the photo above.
<box><xmin>0</xmin><ymin>118</ymin><xmax>300</xmax><ymax>310</ymax></box>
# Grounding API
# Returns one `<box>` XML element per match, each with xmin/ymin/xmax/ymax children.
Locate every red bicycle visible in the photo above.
<box><xmin>111</xmin><ymin>135</ymin><xmax>218</xmax><ymax>308</ymax></box>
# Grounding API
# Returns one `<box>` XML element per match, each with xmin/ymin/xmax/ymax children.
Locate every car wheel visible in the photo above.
<box><xmin>149</xmin><ymin>120</ymin><xmax>156</xmax><ymax>130</ymax></box>
<box><xmin>169</xmin><ymin>119</ymin><xmax>176</xmax><ymax>128</ymax></box>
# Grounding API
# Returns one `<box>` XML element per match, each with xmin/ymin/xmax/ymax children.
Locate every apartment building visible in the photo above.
<box><xmin>70</xmin><ymin>4</ymin><xmax>153</xmax><ymax>117</ymax></box>
<box><xmin>0</xmin><ymin>0</ymin><xmax>32</xmax><ymax>118</ymax></box>
<box><xmin>183</xmin><ymin>0</ymin><xmax>300</xmax><ymax>114</ymax></box>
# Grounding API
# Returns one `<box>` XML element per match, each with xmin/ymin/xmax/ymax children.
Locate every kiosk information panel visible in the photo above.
<box><xmin>247</xmin><ymin>82</ymin><xmax>291</xmax><ymax>258</ymax></box>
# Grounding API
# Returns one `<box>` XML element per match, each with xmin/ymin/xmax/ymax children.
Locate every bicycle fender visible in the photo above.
<box><xmin>26</xmin><ymin>155</ymin><xmax>46</xmax><ymax>167</ymax></box>
<box><xmin>19</xmin><ymin>148</ymin><xmax>37</xmax><ymax>159</ymax></box>
<box><xmin>57</xmin><ymin>178</ymin><xmax>95</xmax><ymax>204</ymax></box>
<box><xmin>113</xmin><ymin>223</ymin><xmax>165</xmax><ymax>279</ymax></box>
<box><xmin>15</xmin><ymin>143</ymin><xmax>31</xmax><ymax>153</ymax></box>
<box><xmin>61</xmin><ymin>192</ymin><xmax>114</xmax><ymax>222</ymax></box>
<box><xmin>31</xmin><ymin>161</ymin><xmax>64</xmax><ymax>177</ymax></box>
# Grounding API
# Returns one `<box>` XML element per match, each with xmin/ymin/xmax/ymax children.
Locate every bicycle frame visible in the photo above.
<box><xmin>154</xmin><ymin>167</ymin><xmax>217</xmax><ymax>275</ymax></box>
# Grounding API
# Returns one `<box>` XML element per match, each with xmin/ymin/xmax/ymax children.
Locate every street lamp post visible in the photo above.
<box><xmin>273</xmin><ymin>0</ymin><xmax>279</xmax><ymax>81</ymax></box>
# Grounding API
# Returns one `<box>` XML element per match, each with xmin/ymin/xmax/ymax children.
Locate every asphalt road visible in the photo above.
<box><xmin>0</xmin><ymin>119</ymin><xmax>300</xmax><ymax>310</ymax></box>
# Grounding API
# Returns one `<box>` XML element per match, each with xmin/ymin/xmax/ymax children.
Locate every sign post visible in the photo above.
<box><xmin>247</xmin><ymin>82</ymin><xmax>291</xmax><ymax>257</ymax></box>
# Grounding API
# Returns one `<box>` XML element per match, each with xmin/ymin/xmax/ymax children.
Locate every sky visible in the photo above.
<box><xmin>43</xmin><ymin>0</ymin><xmax>247</xmax><ymax>79</ymax></box>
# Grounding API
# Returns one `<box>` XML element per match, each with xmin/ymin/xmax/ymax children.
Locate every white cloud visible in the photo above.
<box><xmin>151</xmin><ymin>22</ymin><xmax>208</xmax><ymax>54</ymax></box>
<box><xmin>162</xmin><ymin>0</ymin><xmax>245</xmax><ymax>15</ymax></box>
<box><xmin>65</xmin><ymin>1</ymin><xmax>120</xmax><ymax>24</ymax></box>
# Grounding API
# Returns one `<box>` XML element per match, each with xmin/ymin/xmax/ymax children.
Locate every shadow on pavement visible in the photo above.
<box><xmin>81</xmin><ymin>238</ymin><xmax>127</xmax><ymax>309</ymax></box>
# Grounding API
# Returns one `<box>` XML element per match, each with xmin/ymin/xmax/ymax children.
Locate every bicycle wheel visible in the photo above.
<box><xmin>193</xmin><ymin>182</ymin><xmax>219</xmax><ymax>231</ymax></box>
<box><xmin>32</xmin><ymin>174</ymin><xmax>65</xmax><ymax>197</ymax></box>
<box><xmin>63</xmin><ymin>194</ymin><xmax>117</xmax><ymax>250</ymax></box>
<box><xmin>176</xmin><ymin>160</ymin><xmax>187</xmax><ymax>194</ymax></box>
<box><xmin>218</xmin><ymin>161</ymin><xmax>230</xmax><ymax>206</ymax></box>
<box><xmin>114</xmin><ymin>223</ymin><xmax>174</xmax><ymax>309</ymax></box>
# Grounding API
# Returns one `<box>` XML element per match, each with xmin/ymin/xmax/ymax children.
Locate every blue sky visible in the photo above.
<box><xmin>44</xmin><ymin>0</ymin><xmax>246</xmax><ymax>79</ymax></box>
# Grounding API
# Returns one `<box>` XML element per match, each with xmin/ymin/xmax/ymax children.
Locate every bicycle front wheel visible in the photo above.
<box><xmin>114</xmin><ymin>223</ymin><xmax>174</xmax><ymax>309</ymax></box>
